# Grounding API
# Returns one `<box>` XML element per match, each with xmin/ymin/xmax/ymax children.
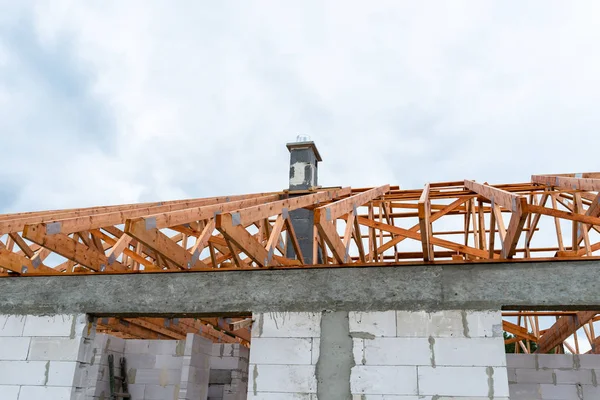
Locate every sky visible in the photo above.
<box><xmin>1</xmin><ymin>1</ymin><xmax>600</xmax><ymax>213</ymax></box>
<box><xmin>1</xmin><ymin>1</ymin><xmax>599</xmax><ymax>351</ymax></box>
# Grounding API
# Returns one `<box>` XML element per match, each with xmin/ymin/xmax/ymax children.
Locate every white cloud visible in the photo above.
<box><xmin>0</xmin><ymin>0</ymin><xmax>599</xmax><ymax>213</ymax></box>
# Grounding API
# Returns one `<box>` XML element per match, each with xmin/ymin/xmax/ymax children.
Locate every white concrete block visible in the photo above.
<box><xmin>124</xmin><ymin>339</ymin><xmax>151</xmax><ymax>354</ymax></box>
<box><xmin>127</xmin><ymin>384</ymin><xmax>146</xmax><ymax>398</ymax></box>
<box><xmin>0</xmin><ymin>337</ymin><xmax>30</xmax><ymax>360</ymax></box>
<box><xmin>396</xmin><ymin>311</ymin><xmax>464</xmax><ymax>338</ymax></box>
<box><xmin>0</xmin><ymin>315</ymin><xmax>26</xmax><ymax>336</ymax></box>
<box><xmin>124</xmin><ymin>353</ymin><xmax>158</xmax><ymax>369</ymax></box>
<box><xmin>363</xmin><ymin>338</ymin><xmax>431</xmax><ymax>366</ymax></box>
<box><xmin>252</xmin><ymin>312</ymin><xmax>321</xmax><ymax>338</ymax></box>
<box><xmin>351</xmin><ymin>365</ymin><xmax>418</xmax><ymax>395</ymax></box>
<box><xmin>250</xmin><ymin>338</ymin><xmax>312</xmax><ymax>365</ymax></box>
<box><xmin>434</xmin><ymin>337</ymin><xmax>506</xmax><ymax>367</ymax></box>
<box><xmin>213</xmin><ymin>344</ymin><xmax>242</xmax><ymax>358</ymax></box>
<box><xmin>181</xmin><ymin>365</ymin><xmax>210</xmax><ymax>387</ymax></box>
<box><xmin>211</xmin><ymin>356</ymin><xmax>242</xmax><ymax>370</ymax></box>
<box><xmin>155</xmin><ymin>354</ymin><xmax>184</xmax><ymax>369</ymax></box>
<box><xmin>509</xmin><ymin>383</ymin><xmax>543</xmax><ymax>399</ymax></box>
<box><xmin>555</xmin><ymin>369</ymin><xmax>594</xmax><ymax>385</ymax></box>
<box><xmin>143</xmin><ymin>384</ymin><xmax>180</xmax><ymax>399</ymax></box>
<box><xmin>103</xmin><ymin>335</ymin><xmax>126</xmax><ymax>353</ymax></box>
<box><xmin>18</xmin><ymin>386</ymin><xmax>73</xmax><ymax>400</ymax></box>
<box><xmin>349</xmin><ymin>311</ymin><xmax>396</xmax><ymax>337</ymax></box>
<box><xmin>506</xmin><ymin>354</ymin><xmax>537</xmax><ymax>369</ymax></box>
<box><xmin>185</xmin><ymin>333</ymin><xmax>212</xmax><ymax>356</ymax></box>
<box><xmin>465</xmin><ymin>311</ymin><xmax>502</xmax><ymax>338</ymax></box>
<box><xmin>250</xmin><ymin>364</ymin><xmax>316</xmax><ymax>393</ymax></box>
<box><xmin>47</xmin><ymin>361</ymin><xmax>77</xmax><ymax>386</ymax></box>
<box><xmin>418</xmin><ymin>366</ymin><xmax>508</xmax><ymax>397</ymax></box>
<box><xmin>351</xmin><ymin>396</ymin><xmax>426</xmax><ymax>400</ymax></box>
<box><xmin>583</xmin><ymin>385</ymin><xmax>600</xmax><ymax>399</ymax></box>
<box><xmin>537</xmin><ymin>354</ymin><xmax>575</xmax><ymax>369</ymax></box>
<box><xmin>28</xmin><ymin>337</ymin><xmax>83</xmax><ymax>361</ymax></box>
<box><xmin>22</xmin><ymin>315</ymin><xmax>75</xmax><ymax>337</ymax></box>
<box><xmin>247</xmin><ymin>393</ymin><xmax>314</xmax><ymax>399</ymax></box>
<box><xmin>0</xmin><ymin>385</ymin><xmax>20</xmax><ymax>400</ymax></box>
<box><xmin>539</xmin><ymin>384</ymin><xmax>579</xmax><ymax>399</ymax></box>
<box><xmin>514</xmin><ymin>368</ymin><xmax>554</xmax><ymax>384</ymax></box>
<box><xmin>578</xmin><ymin>354</ymin><xmax>600</xmax><ymax>369</ymax></box>
<box><xmin>133</xmin><ymin>368</ymin><xmax>182</xmax><ymax>385</ymax></box>
<box><xmin>0</xmin><ymin>361</ymin><xmax>48</xmax><ymax>385</ymax></box>
<box><xmin>148</xmin><ymin>339</ymin><xmax>185</xmax><ymax>356</ymax></box>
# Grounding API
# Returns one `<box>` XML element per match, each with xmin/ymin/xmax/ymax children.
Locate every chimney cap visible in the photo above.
<box><xmin>286</xmin><ymin>141</ymin><xmax>322</xmax><ymax>162</ymax></box>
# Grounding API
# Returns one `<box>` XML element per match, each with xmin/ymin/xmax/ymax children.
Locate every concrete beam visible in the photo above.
<box><xmin>0</xmin><ymin>260</ymin><xmax>599</xmax><ymax>315</ymax></box>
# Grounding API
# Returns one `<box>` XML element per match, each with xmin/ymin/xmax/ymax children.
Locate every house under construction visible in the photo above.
<box><xmin>0</xmin><ymin>140</ymin><xmax>599</xmax><ymax>399</ymax></box>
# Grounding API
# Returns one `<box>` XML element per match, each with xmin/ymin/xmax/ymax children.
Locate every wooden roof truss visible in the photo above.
<box><xmin>2</xmin><ymin>173</ymin><xmax>600</xmax><ymax>349</ymax></box>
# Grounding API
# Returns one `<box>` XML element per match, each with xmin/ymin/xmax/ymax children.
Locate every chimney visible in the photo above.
<box><xmin>285</xmin><ymin>136</ymin><xmax>323</xmax><ymax>264</ymax></box>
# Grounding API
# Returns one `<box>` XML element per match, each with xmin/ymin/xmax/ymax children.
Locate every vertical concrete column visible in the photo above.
<box><xmin>0</xmin><ymin>313</ymin><xmax>96</xmax><ymax>400</ymax></box>
<box><xmin>285</xmin><ymin>140</ymin><xmax>322</xmax><ymax>265</ymax></box>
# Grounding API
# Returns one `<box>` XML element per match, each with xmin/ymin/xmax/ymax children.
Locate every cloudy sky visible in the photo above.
<box><xmin>1</xmin><ymin>1</ymin><xmax>599</xmax><ymax>213</ymax></box>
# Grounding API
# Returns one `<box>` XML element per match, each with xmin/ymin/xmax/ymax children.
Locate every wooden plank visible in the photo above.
<box><xmin>0</xmin><ymin>249</ymin><xmax>59</xmax><ymax>275</ymax></box>
<box><xmin>126</xmin><ymin>220</ymin><xmax>209</xmax><ymax>270</ymax></box>
<box><xmin>188</xmin><ymin>219</ymin><xmax>216</xmax><ymax>267</ymax></box>
<box><xmin>464</xmin><ymin>180</ymin><xmax>523</xmax><ymax>211</ymax></box>
<box><xmin>418</xmin><ymin>183</ymin><xmax>433</xmax><ymax>261</ymax></box>
<box><xmin>527</xmin><ymin>204</ymin><xmax>600</xmax><ymax>226</ymax></box>
<box><xmin>89</xmin><ymin>229</ymin><xmax>157</xmax><ymax>270</ymax></box>
<box><xmin>352</xmin><ymin>215</ymin><xmax>366</xmax><ymax>263</ymax></box>
<box><xmin>357</xmin><ymin>217</ymin><xmax>491</xmax><ymax>259</ymax></box>
<box><xmin>216</xmin><ymin>213</ymin><xmax>275</xmax><ymax>267</ymax></box>
<box><xmin>377</xmin><ymin>197</ymin><xmax>471</xmax><ymax>254</ymax></box>
<box><xmin>314</xmin><ymin>185</ymin><xmax>389</xmax><ymax>222</ymax></box>
<box><xmin>8</xmin><ymin>233</ymin><xmax>35</xmax><ymax>258</ymax></box>
<box><xmin>23</xmin><ymin>224</ymin><xmax>126</xmax><ymax>272</ymax></box>
<box><xmin>578</xmin><ymin>193</ymin><xmax>600</xmax><ymax>244</ymax></box>
<box><xmin>532</xmin><ymin>174</ymin><xmax>600</xmax><ymax>192</ymax></box>
<box><xmin>265</xmin><ymin>215</ymin><xmax>285</xmax><ymax>264</ymax></box>
<box><xmin>503</xmin><ymin>320</ymin><xmax>538</xmax><ymax>343</ymax></box>
<box><xmin>316</xmin><ymin>219</ymin><xmax>348</xmax><ymax>264</ymax></box>
<box><xmin>231</xmin><ymin>188</ymin><xmax>350</xmax><ymax>228</ymax></box>
<box><xmin>105</xmin><ymin>233</ymin><xmax>133</xmax><ymax>265</ymax></box>
<box><xmin>0</xmin><ymin>193</ymin><xmax>279</xmax><ymax>235</ymax></box>
<box><xmin>284</xmin><ymin>216</ymin><xmax>305</xmax><ymax>264</ymax></box>
<box><xmin>502</xmin><ymin>198</ymin><xmax>529</xmax><ymax>259</ymax></box>
<box><xmin>535</xmin><ymin>312</ymin><xmax>597</xmax><ymax>354</ymax></box>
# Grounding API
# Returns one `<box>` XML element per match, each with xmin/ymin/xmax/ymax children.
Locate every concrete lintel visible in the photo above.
<box><xmin>0</xmin><ymin>260</ymin><xmax>599</xmax><ymax>315</ymax></box>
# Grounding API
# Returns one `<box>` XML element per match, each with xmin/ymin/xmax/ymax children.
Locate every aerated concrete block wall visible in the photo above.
<box><xmin>86</xmin><ymin>333</ymin><xmax>126</xmax><ymax>399</ymax></box>
<box><xmin>179</xmin><ymin>333</ymin><xmax>213</xmax><ymax>400</ymax></box>
<box><xmin>0</xmin><ymin>314</ymin><xmax>95</xmax><ymax>400</ymax></box>
<box><xmin>89</xmin><ymin>332</ymin><xmax>213</xmax><ymax>400</ymax></box>
<box><xmin>123</xmin><ymin>336</ymin><xmax>186</xmax><ymax>399</ymax></box>
<box><xmin>208</xmin><ymin>343</ymin><xmax>250</xmax><ymax>400</ymax></box>
<box><xmin>507</xmin><ymin>353</ymin><xmax>600</xmax><ymax>399</ymax></box>
<box><xmin>248</xmin><ymin>310</ymin><xmax>509</xmax><ymax>400</ymax></box>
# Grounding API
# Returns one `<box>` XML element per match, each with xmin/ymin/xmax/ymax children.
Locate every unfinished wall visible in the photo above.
<box><xmin>88</xmin><ymin>332</ymin><xmax>213</xmax><ymax>400</ymax></box>
<box><xmin>507</xmin><ymin>354</ymin><xmax>600</xmax><ymax>399</ymax></box>
<box><xmin>179</xmin><ymin>333</ymin><xmax>213</xmax><ymax>400</ymax></box>
<box><xmin>209</xmin><ymin>343</ymin><xmax>250</xmax><ymax>400</ymax></box>
<box><xmin>248</xmin><ymin>310</ymin><xmax>509</xmax><ymax>399</ymax></box>
<box><xmin>0</xmin><ymin>314</ymin><xmax>94</xmax><ymax>400</ymax></box>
